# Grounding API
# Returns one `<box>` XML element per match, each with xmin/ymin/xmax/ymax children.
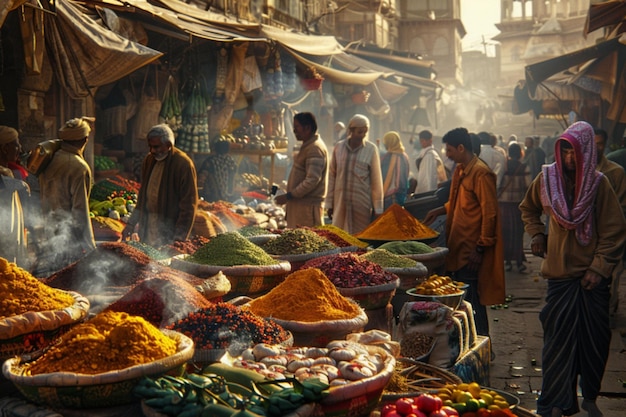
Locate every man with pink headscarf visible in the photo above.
<box><xmin>519</xmin><ymin>121</ymin><xmax>626</xmax><ymax>417</ymax></box>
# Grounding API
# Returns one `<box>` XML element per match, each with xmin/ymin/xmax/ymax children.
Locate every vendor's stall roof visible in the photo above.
<box><xmin>344</xmin><ymin>42</ymin><xmax>436</xmax><ymax>80</ymax></box>
<box><xmin>260</xmin><ymin>25</ymin><xmax>344</xmax><ymax>56</ymax></box>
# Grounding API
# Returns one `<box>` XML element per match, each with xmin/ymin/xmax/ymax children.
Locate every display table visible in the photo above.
<box><xmin>229</xmin><ymin>147</ymin><xmax>287</xmax><ymax>187</ymax></box>
<box><xmin>448</xmin><ymin>335</ymin><xmax>491</xmax><ymax>386</ymax></box>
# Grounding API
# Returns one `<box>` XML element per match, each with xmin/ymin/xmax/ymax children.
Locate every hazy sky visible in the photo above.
<box><xmin>461</xmin><ymin>0</ymin><xmax>501</xmax><ymax>54</ymax></box>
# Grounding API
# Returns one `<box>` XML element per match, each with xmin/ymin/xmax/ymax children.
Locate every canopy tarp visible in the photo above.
<box><xmin>261</xmin><ymin>25</ymin><xmax>344</xmax><ymax>56</ymax></box>
<box><xmin>0</xmin><ymin>0</ymin><xmax>27</xmax><ymax>28</ymax></box>
<box><xmin>46</xmin><ymin>0</ymin><xmax>162</xmax><ymax>98</ymax></box>
<box><xmin>584</xmin><ymin>0</ymin><xmax>626</xmax><ymax>35</ymax></box>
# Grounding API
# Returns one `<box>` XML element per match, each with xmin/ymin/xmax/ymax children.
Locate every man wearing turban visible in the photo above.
<box><xmin>325</xmin><ymin>114</ymin><xmax>383</xmax><ymax>234</ymax></box>
<box><xmin>122</xmin><ymin>124</ymin><xmax>198</xmax><ymax>246</ymax></box>
<box><xmin>0</xmin><ymin>126</ymin><xmax>29</xmax><ymax>268</ymax></box>
<box><xmin>520</xmin><ymin>121</ymin><xmax>626</xmax><ymax>417</ymax></box>
<box><xmin>37</xmin><ymin>117</ymin><xmax>96</xmax><ymax>273</ymax></box>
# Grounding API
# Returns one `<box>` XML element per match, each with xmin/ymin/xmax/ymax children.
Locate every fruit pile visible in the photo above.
<box><xmin>379</xmin><ymin>384</ymin><xmax>515</xmax><ymax>417</ymax></box>
<box><xmin>413</xmin><ymin>274</ymin><xmax>465</xmax><ymax>296</ymax></box>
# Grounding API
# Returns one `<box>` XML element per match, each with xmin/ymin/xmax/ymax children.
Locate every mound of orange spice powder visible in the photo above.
<box><xmin>355</xmin><ymin>203</ymin><xmax>438</xmax><ymax>241</ymax></box>
<box><xmin>247</xmin><ymin>268</ymin><xmax>361</xmax><ymax>322</ymax></box>
<box><xmin>0</xmin><ymin>257</ymin><xmax>74</xmax><ymax>320</ymax></box>
<box><xmin>25</xmin><ymin>311</ymin><xmax>177</xmax><ymax>375</ymax></box>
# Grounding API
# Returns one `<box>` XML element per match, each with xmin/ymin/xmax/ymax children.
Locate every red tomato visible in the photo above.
<box><xmin>429</xmin><ymin>410</ymin><xmax>449</xmax><ymax>417</ymax></box>
<box><xmin>416</xmin><ymin>394</ymin><xmax>442</xmax><ymax>414</ymax></box>
<box><xmin>384</xmin><ymin>412</ymin><xmax>404</xmax><ymax>417</ymax></box>
<box><xmin>440</xmin><ymin>406</ymin><xmax>460</xmax><ymax>417</ymax></box>
<box><xmin>411</xmin><ymin>407</ymin><xmax>428</xmax><ymax>417</ymax></box>
<box><xmin>381</xmin><ymin>404</ymin><xmax>398</xmax><ymax>417</ymax></box>
<box><xmin>396</xmin><ymin>398</ymin><xmax>415</xmax><ymax>415</ymax></box>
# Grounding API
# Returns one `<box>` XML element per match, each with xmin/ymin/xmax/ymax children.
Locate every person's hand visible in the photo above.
<box><xmin>122</xmin><ymin>224</ymin><xmax>135</xmax><ymax>241</ymax></box>
<box><xmin>423</xmin><ymin>207</ymin><xmax>445</xmax><ymax>226</ymax></box>
<box><xmin>530</xmin><ymin>233</ymin><xmax>546</xmax><ymax>258</ymax></box>
<box><xmin>274</xmin><ymin>194</ymin><xmax>287</xmax><ymax>205</ymax></box>
<box><xmin>467</xmin><ymin>249</ymin><xmax>483</xmax><ymax>272</ymax></box>
<box><xmin>581</xmin><ymin>270</ymin><xmax>603</xmax><ymax>291</ymax></box>
<box><xmin>327</xmin><ymin>208</ymin><xmax>333</xmax><ymax>220</ymax></box>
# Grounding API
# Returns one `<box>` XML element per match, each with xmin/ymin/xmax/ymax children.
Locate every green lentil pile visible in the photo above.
<box><xmin>237</xmin><ymin>225</ymin><xmax>272</xmax><ymax>237</ymax></box>
<box><xmin>378</xmin><ymin>240</ymin><xmax>435</xmax><ymax>255</ymax></box>
<box><xmin>360</xmin><ymin>249</ymin><xmax>418</xmax><ymax>268</ymax></box>
<box><xmin>262</xmin><ymin>228</ymin><xmax>337</xmax><ymax>255</ymax></box>
<box><xmin>188</xmin><ymin>232</ymin><xmax>279</xmax><ymax>266</ymax></box>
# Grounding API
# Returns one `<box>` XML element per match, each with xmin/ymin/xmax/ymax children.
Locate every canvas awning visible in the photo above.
<box><xmin>47</xmin><ymin>0</ymin><xmax>163</xmax><ymax>98</ymax></box>
<box><xmin>584</xmin><ymin>0</ymin><xmax>626</xmax><ymax>35</ymax></box>
<box><xmin>260</xmin><ymin>25</ymin><xmax>344</xmax><ymax>56</ymax></box>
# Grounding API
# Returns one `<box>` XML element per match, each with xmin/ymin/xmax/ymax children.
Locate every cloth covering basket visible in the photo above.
<box><xmin>170</xmin><ymin>255</ymin><xmax>291</xmax><ymax>295</ymax></box>
<box><xmin>336</xmin><ymin>278</ymin><xmax>400</xmax><ymax>310</ymax></box>
<box><xmin>0</xmin><ymin>291</ymin><xmax>90</xmax><ymax>360</ymax></box>
<box><xmin>269</xmin><ymin>304</ymin><xmax>368</xmax><ymax>347</ymax></box>
<box><xmin>2</xmin><ymin>330</ymin><xmax>194</xmax><ymax>409</ymax></box>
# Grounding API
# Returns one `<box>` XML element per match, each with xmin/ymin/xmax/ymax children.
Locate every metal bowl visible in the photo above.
<box><xmin>405</xmin><ymin>288</ymin><xmax>466</xmax><ymax>310</ymax></box>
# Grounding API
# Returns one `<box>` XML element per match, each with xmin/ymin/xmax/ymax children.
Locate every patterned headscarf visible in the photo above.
<box><xmin>540</xmin><ymin>121</ymin><xmax>603</xmax><ymax>246</ymax></box>
<box><xmin>383</xmin><ymin>131</ymin><xmax>404</xmax><ymax>154</ymax></box>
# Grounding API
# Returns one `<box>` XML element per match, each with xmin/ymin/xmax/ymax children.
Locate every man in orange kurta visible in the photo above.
<box><xmin>424</xmin><ymin>127</ymin><xmax>505</xmax><ymax>337</ymax></box>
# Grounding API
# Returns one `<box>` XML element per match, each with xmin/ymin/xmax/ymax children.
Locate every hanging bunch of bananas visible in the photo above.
<box><xmin>240</xmin><ymin>173</ymin><xmax>269</xmax><ymax>190</ymax></box>
<box><xmin>159</xmin><ymin>75</ymin><xmax>182</xmax><ymax>132</ymax></box>
<box><xmin>177</xmin><ymin>79</ymin><xmax>211</xmax><ymax>154</ymax></box>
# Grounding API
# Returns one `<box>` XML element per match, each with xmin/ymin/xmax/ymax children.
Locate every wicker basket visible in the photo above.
<box><xmin>2</xmin><ymin>330</ymin><xmax>193</xmax><ymax>409</ymax></box>
<box><xmin>272</xmin><ymin>248</ymin><xmax>340</xmax><ymax>271</ymax></box>
<box><xmin>170</xmin><ymin>255</ymin><xmax>291</xmax><ymax>295</ymax></box>
<box><xmin>270</xmin><ymin>304</ymin><xmax>368</xmax><ymax>347</ymax></box>
<box><xmin>314</xmin><ymin>346</ymin><xmax>396</xmax><ymax>417</ymax></box>
<box><xmin>0</xmin><ymin>291</ymin><xmax>90</xmax><ymax>360</ymax></box>
<box><xmin>380</xmin><ymin>357</ymin><xmax>463</xmax><ymax>405</ymax></box>
<box><xmin>400</xmin><ymin>247</ymin><xmax>449</xmax><ymax>274</ymax></box>
<box><xmin>384</xmin><ymin>264</ymin><xmax>429</xmax><ymax>291</ymax></box>
<box><xmin>336</xmin><ymin>279</ymin><xmax>399</xmax><ymax>310</ymax></box>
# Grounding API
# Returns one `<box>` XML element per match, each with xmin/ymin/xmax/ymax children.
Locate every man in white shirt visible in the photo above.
<box><xmin>478</xmin><ymin>131</ymin><xmax>506</xmax><ymax>187</ymax></box>
<box><xmin>414</xmin><ymin>130</ymin><xmax>447</xmax><ymax>194</ymax></box>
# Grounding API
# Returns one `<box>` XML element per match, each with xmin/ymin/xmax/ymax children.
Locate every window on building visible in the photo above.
<box><xmin>409</xmin><ymin>36</ymin><xmax>427</xmax><ymax>55</ymax></box>
<box><xmin>433</xmin><ymin>36</ymin><xmax>449</xmax><ymax>56</ymax></box>
<box><xmin>409</xmin><ymin>0</ymin><xmax>449</xmax><ymax>12</ymax></box>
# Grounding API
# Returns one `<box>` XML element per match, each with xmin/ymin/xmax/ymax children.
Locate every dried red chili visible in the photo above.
<box><xmin>302</xmin><ymin>252</ymin><xmax>397</xmax><ymax>288</ymax></box>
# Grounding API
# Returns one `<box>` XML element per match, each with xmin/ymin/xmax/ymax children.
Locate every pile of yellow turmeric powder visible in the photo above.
<box><xmin>0</xmin><ymin>257</ymin><xmax>75</xmax><ymax>320</ymax></box>
<box><xmin>25</xmin><ymin>311</ymin><xmax>177</xmax><ymax>375</ymax></box>
<box><xmin>247</xmin><ymin>268</ymin><xmax>361</xmax><ymax>322</ymax></box>
<box><xmin>355</xmin><ymin>204</ymin><xmax>438</xmax><ymax>241</ymax></box>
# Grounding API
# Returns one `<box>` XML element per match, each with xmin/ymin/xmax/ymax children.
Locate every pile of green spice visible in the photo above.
<box><xmin>360</xmin><ymin>249</ymin><xmax>418</xmax><ymax>268</ymax></box>
<box><xmin>237</xmin><ymin>225</ymin><xmax>272</xmax><ymax>237</ymax></box>
<box><xmin>166</xmin><ymin>302</ymin><xmax>289</xmax><ymax>350</ymax></box>
<box><xmin>188</xmin><ymin>232</ymin><xmax>279</xmax><ymax>266</ymax></box>
<box><xmin>262</xmin><ymin>228</ymin><xmax>337</xmax><ymax>255</ymax></box>
<box><xmin>378</xmin><ymin>240</ymin><xmax>435</xmax><ymax>255</ymax></box>
<box><xmin>125</xmin><ymin>241</ymin><xmax>170</xmax><ymax>260</ymax></box>
<box><xmin>315</xmin><ymin>224</ymin><xmax>369</xmax><ymax>248</ymax></box>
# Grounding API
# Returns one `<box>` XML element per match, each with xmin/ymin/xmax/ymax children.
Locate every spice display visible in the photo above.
<box><xmin>360</xmin><ymin>249</ymin><xmax>418</xmax><ymax>268</ymax></box>
<box><xmin>261</xmin><ymin>228</ymin><xmax>336</xmax><ymax>255</ymax></box>
<box><xmin>355</xmin><ymin>204</ymin><xmax>438</xmax><ymax>241</ymax></box>
<box><xmin>167</xmin><ymin>302</ymin><xmax>289</xmax><ymax>350</ymax></box>
<box><xmin>44</xmin><ymin>242</ymin><xmax>209</xmax><ymax>293</ymax></box>
<box><xmin>304</xmin><ymin>226</ymin><xmax>353</xmax><ymax>248</ymax></box>
<box><xmin>315</xmin><ymin>224</ymin><xmax>369</xmax><ymax>248</ymax></box>
<box><xmin>125</xmin><ymin>241</ymin><xmax>169</xmax><ymax>260</ymax></box>
<box><xmin>199</xmin><ymin>200</ymin><xmax>252</xmax><ymax>231</ymax></box>
<box><xmin>188</xmin><ymin>232</ymin><xmax>278</xmax><ymax>266</ymax></box>
<box><xmin>0</xmin><ymin>258</ymin><xmax>75</xmax><ymax>319</ymax></box>
<box><xmin>237</xmin><ymin>225</ymin><xmax>272</xmax><ymax>237</ymax></box>
<box><xmin>247</xmin><ymin>268</ymin><xmax>361</xmax><ymax>321</ymax></box>
<box><xmin>163</xmin><ymin>235</ymin><xmax>211</xmax><ymax>256</ymax></box>
<box><xmin>104</xmin><ymin>275</ymin><xmax>213</xmax><ymax>327</ymax></box>
<box><xmin>303</xmin><ymin>253</ymin><xmax>398</xmax><ymax>288</ymax></box>
<box><xmin>378</xmin><ymin>240</ymin><xmax>436</xmax><ymax>255</ymax></box>
<box><xmin>24</xmin><ymin>311</ymin><xmax>177</xmax><ymax>375</ymax></box>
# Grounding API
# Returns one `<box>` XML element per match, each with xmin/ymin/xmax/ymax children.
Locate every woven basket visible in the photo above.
<box><xmin>170</xmin><ymin>255</ymin><xmax>291</xmax><ymax>295</ymax></box>
<box><xmin>315</xmin><ymin>346</ymin><xmax>396</xmax><ymax>417</ymax></box>
<box><xmin>380</xmin><ymin>357</ymin><xmax>463</xmax><ymax>405</ymax></box>
<box><xmin>0</xmin><ymin>291</ymin><xmax>90</xmax><ymax>360</ymax></box>
<box><xmin>270</xmin><ymin>304</ymin><xmax>368</xmax><ymax>347</ymax></box>
<box><xmin>272</xmin><ymin>248</ymin><xmax>340</xmax><ymax>271</ymax></box>
<box><xmin>336</xmin><ymin>279</ymin><xmax>400</xmax><ymax>310</ymax></box>
<box><xmin>400</xmin><ymin>247</ymin><xmax>449</xmax><ymax>274</ymax></box>
<box><xmin>2</xmin><ymin>330</ymin><xmax>193</xmax><ymax>409</ymax></box>
<box><xmin>384</xmin><ymin>264</ymin><xmax>430</xmax><ymax>291</ymax></box>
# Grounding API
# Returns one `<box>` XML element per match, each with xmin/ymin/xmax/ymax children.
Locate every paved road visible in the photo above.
<box><xmin>488</xmin><ymin>252</ymin><xmax>626</xmax><ymax>417</ymax></box>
